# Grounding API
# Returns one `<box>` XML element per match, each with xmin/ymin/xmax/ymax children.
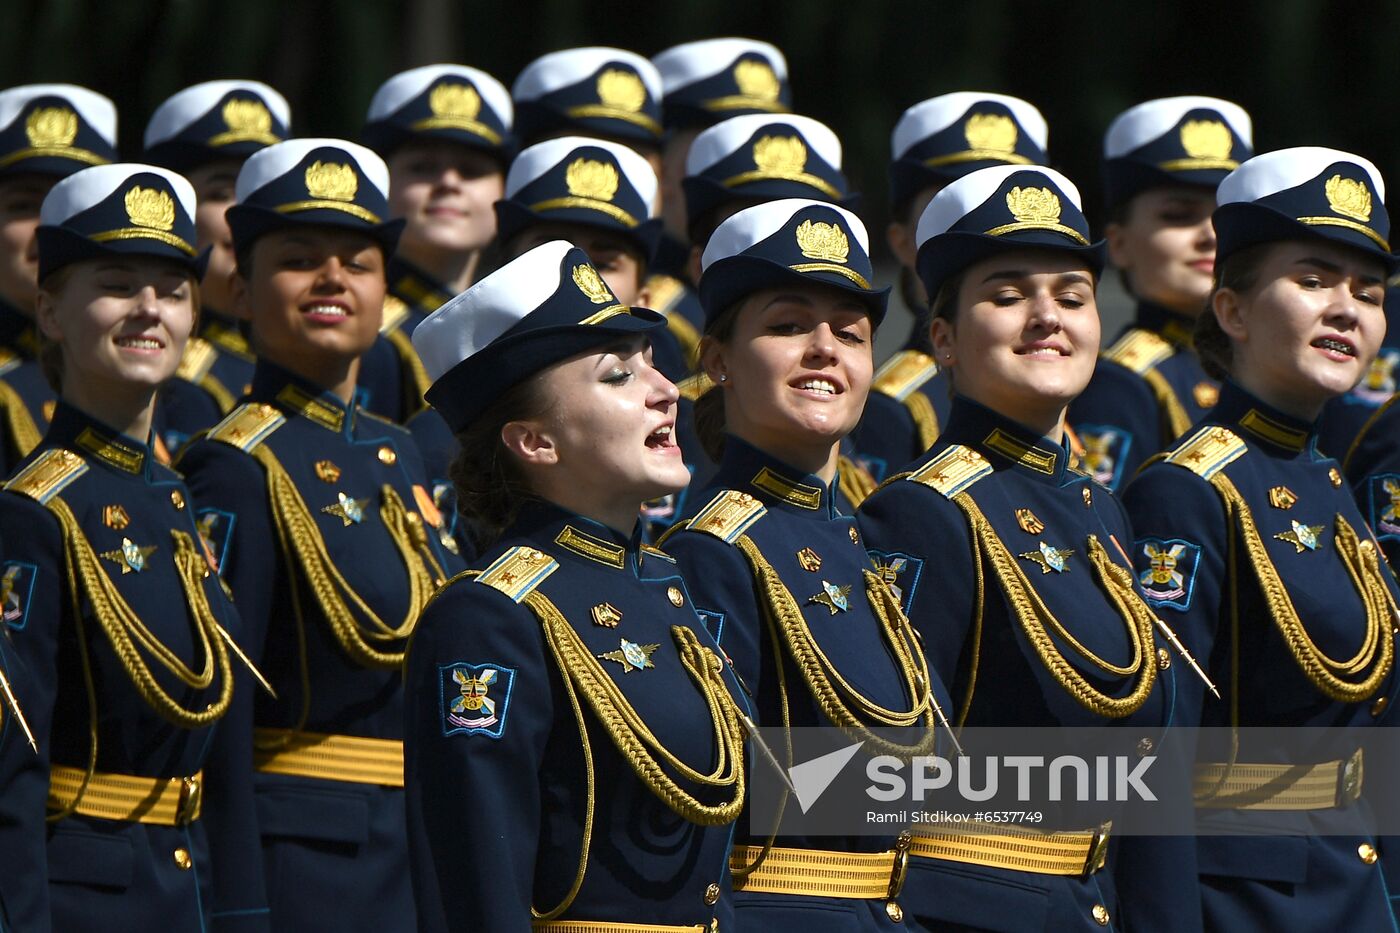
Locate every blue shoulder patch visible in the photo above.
<box><xmin>440</xmin><ymin>662</ymin><xmax>516</xmax><ymax>739</ymax></box>
<box><xmin>196</xmin><ymin>508</ymin><xmax>238</xmax><ymax>576</ymax></box>
<box><xmin>1133</xmin><ymin>537</ymin><xmax>1202</xmax><ymax>611</ymax></box>
<box><xmin>1</xmin><ymin>561</ymin><xmax>37</xmax><ymax>630</ymax></box>
<box><xmin>868</xmin><ymin>550</ymin><xmax>924</xmax><ymax>616</ymax></box>
<box><xmin>1076</xmin><ymin>424</ymin><xmax>1133</xmax><ymax>489</ymax></box>
<box><xmin>1365</xmin><ymin>474</ymin><xmax>1400</xmax><ymax>541</ymax></box>
<box><xmin>1348</xmin><ymin>349</ymin><xmax>1400</xmax><ymax>406</ymax></box>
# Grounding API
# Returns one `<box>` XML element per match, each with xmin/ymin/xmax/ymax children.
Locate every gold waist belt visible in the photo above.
<box><xmin>531</xmin><ymin>923</ymin><xmax>709</xmax><ymax>933</ymax></box>
<box><xmin>1194</xmin><ymin>748</ymin><xmax>1363</xmax><ymax>810</ymax></box>
<box><xmin>49</xmin><ymin>764</ymin><xmax>203</xmax><ymax>826</ymax></box>
<box><xmin>730</xmin><ymin>844</ymin><xmax>903</xmax><ymax>899</ymax></box>
<box><xmin>253</xmin><ymin>727</ymin><xmax>404</xmax><ymax>787</ymax></box>
<box><xmin>910</xmin><ymin>821</ymin><xmax>1111</xmax><ymax>877</ymax></box>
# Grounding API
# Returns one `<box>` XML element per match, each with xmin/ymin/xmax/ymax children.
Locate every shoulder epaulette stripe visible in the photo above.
<box><xmin>677</xmin><ymin>372</ymin><xmax>714</xmax><ymax>402</ymax></box>
<box><xmin>474</xmin><ymin>546</ymin><xmax>558</xmax><ymax>602</ymax></box>
<box><xmin>0</xmin><ymin>347</ymin><xmax>20</xmax><ymax>377</ymax></box>
<box><xmin>687</xmin><ymin>489</ymin><xmax>766</xmax><ymax>544</ymax></box>
<box><xmin>872</xmin><ymin>350</ymin><xmax>938</xmax><ymax>401</ymax></box>
<box><xmin>906</xmin><ymin>445</ymin><xmax>992</xmax><ymax>498</ymax></box>
<box><xmin>1164</xmin><ymin>425</ymin><xmax>1247</xmax><ymax>479</ymax></box>
<box><xmin>1104</xmin><ymin>328</ymin><xmax>1174</xmax><ymax>375</ymax></box>
<box><xmin>175</xmin><ymin>337</ymin><xmax>219</xmax><ymax>383</ymax></box>
<box><xmin>208</xmin><ymin>403</ymin><xmax>286</xmax><ymax>453</ymax></box>
<box><xmin>645</xmin><ymin>274</ymin><xmax>686</xmax><ymax>314</ymax></box>
<box><xmin>640</xmin><ymin>543</ymin><xmax>677</xmax><ymax>564</ymax></box>
<box><xmin>379</xmin><ymin>295</ymin><xmax>410</xmax><ymax>335</ymax></box>
<box><xmin>4</xmin><ymin>448</ymin><xmax>87</xmax><ymax>503</ymax></box>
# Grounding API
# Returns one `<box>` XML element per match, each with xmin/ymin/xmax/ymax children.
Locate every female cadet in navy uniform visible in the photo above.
<box><xmin>404</xmin><ymin>240</ymin><xmax>747</xmax><ymax>933</ymax></box>
<box><xmin>0</xmin><ymin>84</ymin><xmax>118</xmax><ymax>474</ymax></box>
<box><xmin>1123</xmin><ymin>148</ymin><xmax>1400</xmax><ymax>932</ymax></box>
<box><xmin>1068</xmin><ymin>98</ymin><xmax>1254</xmax><ymax>491</ymax></box>
<box><xmin>857</xmin><ymin>165</ymin><xmax>1196</xmax><ymax>932</ymax></box>
<box><xmin>141</xmin><ymin>79</ymin><xmax>291</xmax><ymax>450</ymax></box>
<box><xmin>661</xmin><ymin>198</ymin><xmax>945</xmax><ymax>931</ymax></box>
<box><xmin>0</xmin><ymin>164</ymin><xmax>268</xmax><ymax>931</ymax></box>
<box><xmin>851</xmin><ymin>92</ymin><xmax>1050</xmax><ymax>477</ymax></box>
<box><xmin>174</xmin><ymin>139</ymin><xmax>463</xmax><ymax>932</ymax></box>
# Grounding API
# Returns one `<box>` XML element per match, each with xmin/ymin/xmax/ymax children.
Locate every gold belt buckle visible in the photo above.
<box><xmin>1337</xmin><ymin>749</ymin><xmax>1364</xmax><ymax>807</ymax></box>
<box><xmin>1082</xmin><ymin>824</ymin><xmax>1111</xmax><ymax>879</ymax></box>
<box><xmin>176</xmin><ymin>775</ymin><xmax>201</xmax><ymax>826</ymax></box>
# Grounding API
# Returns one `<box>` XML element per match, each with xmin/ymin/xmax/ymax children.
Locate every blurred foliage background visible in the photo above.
<box><xmin>6</xmin><ymin>0</ymin><xmax>1396</xmax><ymax>341</ymax></box>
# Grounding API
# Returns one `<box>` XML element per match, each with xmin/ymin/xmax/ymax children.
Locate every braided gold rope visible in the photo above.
<box><xmin>1142</xmin><ymin>368</ymin><xmax>1194</xmax><ymax>442</ymax></box>
<box><xmin>0</xmin><ymin>380</ymin><xmax>42</xmax><ymax>459</ymax></box>
<box><xmin>951</xmin><ymin>492</ymin><xmax>1158</xmax><ymax>718</ymax></box>
<box><xmin>837</xmin><ymin>456</ymin><xmax>877</xmax><ymax>508</ymax></box>
<box><xmin>904</xmin><ymin>391</ymin><xmax>941</xmax><ymax>452</ymax></box>
<box><xmin>252</xmin><ymin>446</ymin><xmax>444</xmax><ymax>670</ymax></box>
<box><xmin>1211</xmin><ymin>474</ymin><xmax>1395</xmax><ymax>702</ymax></box>
<box><xmin>735</xmin><ymin>535</ymin><xmax>938</xmax><ymax>758</ymax></box>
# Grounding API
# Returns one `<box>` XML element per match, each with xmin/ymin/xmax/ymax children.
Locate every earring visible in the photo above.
<box><xmin>717</xmin><ymin>374</ymin><xmax>728</xmax><ymax>383</ymax></box>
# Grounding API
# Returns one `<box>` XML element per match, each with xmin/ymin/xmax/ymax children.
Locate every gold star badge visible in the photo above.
<box><xmin>315</xmin><ymin>460</ymin><xmax>341</xmax><ymax>483</ymax></box>
<box><xmin>808</xmin><ymin>580</ymin><xmax>852</xmax><ymax>614</ymax></box>
<box><xmin>1019</xmin><ymin>541</ymin><xmax>1074</xmax><ymax>574</ymax></box>
<box><xmin>1015</xmin><ymin>508</ymin><xmax>1045</xmax><ymax>535</ymax></box>
<box><xmin>321</xmin><ymin>492</ymin><xmax>368</xmax><ymax>526</ymax></box>
<box><xmin>99</xmin><ymin>537</ymin><xmax>157</xmax><ymax>574</ymax></box>
<box><xmin>1275</xmin><ymin>519</ymin><xmax>1324</xmax><ymax>553</ymax></box>
<box><xmin>598</xmin><ymin>638</ymin><xmax>659</xmax><ymax>673</ymax></box>
<box><xmin>591</xmin><ymin>602</ymin><xmax>623</xmax><ymax>628</ymax></box>
<box><xmin>1268</xmin><ymin>486</ymin><xmax>1297</xmax><ymax>510</ymax></box>
<box><xmin>796</xmin><ymin>547</ymin><xmax>822</xmax><ymax>572</ymax></box>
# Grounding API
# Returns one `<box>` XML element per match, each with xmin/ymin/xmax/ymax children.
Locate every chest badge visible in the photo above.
<box><xmin>103</xmin><ymin>504</ymin><xmax>130</xmax><ymax>530</ymax></box>
<box><xmin>100</xmin><ymin>537</ymin><xmax>157</xmax><ymax>574</ymax></box>
<box><xmin>848</xmin><ymin>526</ymin><xmax>860</xmax><ymax>545</ymax></box>
<box><xmin>796</xmin><ymin>547</ymin><xmax>822</xmax><ymax>572</ymax></box>
<box><xmin>322</xmin><ymin>491</ymin><xmax>368</xmax><ymax>526</ymax></box>
<box><xmin>1193</xmin><ymin>382</ymin><xmax>1219</xmax><ymax>409</ymax></box>
<box><xmin>809</xmin><ymin>580</ymin><xmax>852</xmax><ymax>614</ymax></box>
<box><xmin>591</xmin><ymin>602</ymin><xmax>623</xmax><ymax>628</ymax></box>
<box><xmin>1275</xmin><ymin>519</ymin><xmax>1324</xmax><ymax>553</ymax></box>
<box><xmin>1015</xmin><ymin>508</ymin><xmax>1045</xmax><ymax>535</ymax></box>
<box><xmin>599</xmin><ymin>637</ymin><xmax>660</xmax><ymax>673</ymax></box>
<box><xmin>1268</xmin><ymin>486</ymin><xmax>1297</xmax><ymax>510</ymax></box>
<box><xmin>1019</xmin><ymin>541</ymin><xmax>1074</xmax><ymax>574</ymax></box>
<box><xmin>1330</xmin><ymin>468</ymin><xmax>1343</xmax><ymax>488</ymax></box>
<box><xmin>315</xmin><ymin>460</ymin><xmax>341</xmax><ymax>483</ymax></box>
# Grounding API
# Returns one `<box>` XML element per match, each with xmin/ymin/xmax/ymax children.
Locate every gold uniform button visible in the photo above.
<box><xmin>170</xmin><ymin>490</ymin><xmax>185</xmax><ymax>510</ymax></box>
<box><xmin>1157</xmin><ymin>647</ymin><xmax>1171</xmax><ymax>670</ymax></box>
<box><xmin>1092</xmin><ymin>903</ymin><xmax>1110</xmax><ymax>926</ymax></box>
<box><xmin>1372</xmin><ymin>695</ymin><xmax>1389</xmax><ymax>718</ymax></box>
<box><xmin>1082</xmin><ymin>487</ymin><xmax>1093</xmax><ymax>507</ymax></box>
<box><xmin>703</xmin><ymin>882</ymin><xmax>720</xmax><ymax>906</ymax></box>
<box><xmin>173</xmin><ymin>847</ymin><xmax>192</xmax><ymax>870</ymax></box>
<box><xmin>378</xmin><ymin>446</ymin><xmax>398</xmax><ymax>465</ymax></box>
<box><xmin>1359</xmin><ymin>843</ymin><xmax>1379</xmax><ymax>865</ymax></box>
<box><xmin>1137</xmin><ymin>737</ymin><xmax>1154</xmax><ymax>757</ymax></box>
<box><xmin>668</xmin><ymin>586</ymin><xmax>685</xmax><ymax>607</ymax></box>
<box><xmin>885</xmin><ymin>901</ymin><xmax>904</xmax><ymax>923</ymax></box>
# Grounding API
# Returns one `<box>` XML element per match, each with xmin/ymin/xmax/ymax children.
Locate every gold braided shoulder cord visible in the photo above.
<box><xmin>0</xmin><ymin>381</ymin><xmax>42</xmax><ymax>459</ymax></box>
<box><xmin>1142</xmin><ymin>369</ymin><xmax>1194</xmax><ymax>442</ymax></box>
<box><xmin>1210</xmin><ymin>473</ymin><xmax>1395</xmax><ymax>702</ymax></box>
<box><xmin>251</xmin><ymin>445</ymin><xmax>446</xmax><ymax>670</ymax></box>
<box><xmin>837</xmin><ymin>456</ymin><xmax>877</xmax><ymax>508</ymax></box>
<box><xmin>904</xmin><ymin>391</ymin><xmax>941</xmax><ymax>453</ymax></box>
<box><xmin>734</xmin><ymin>535</ymin><xmax>938</xmax><ymax>759</ymax></box>
<box><xmin>949</xmin><ymin>492</ymin><xmax>1158</xmax><ymax>718</ymax></box>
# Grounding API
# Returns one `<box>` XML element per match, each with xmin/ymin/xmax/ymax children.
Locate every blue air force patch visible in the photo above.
<box><xmin>440</xmin><ymin>662</ymin><xmax>516</xmax><ymax>739</ymax></box>
<box><xmin>0</xmin><ymin>561</ymin><xmax>36</xmax><ymax>630</ymax></box>
<box><xmin>1349</xmin><ymin>349</ymin><xmax>1400</xmax><ymax>406</ymax></box>
<box><xmin>1134</xmin><ymin>538</ymin><xmax>1202</xmax><ymax>611</ymax></box>
<box><xmin>1075</xmin><ymin>425</ymin><xmax>1132</xmax><ymax>489</ymax></box>
<box><xmin>868</xmin><ymin>550</ymin><xmax>924</xmax><ymax>616</ymax></box>
<box><xmin>1366</xmin><ymin>474</ymin><xmax>1400</xmax><ymax>541</ymax></box>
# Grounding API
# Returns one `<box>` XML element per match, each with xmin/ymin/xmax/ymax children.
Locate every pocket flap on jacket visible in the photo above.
<box><xmin>255</xmin><ymin>785</ymin><xmax>369</xmax><ymax>845</ymax></box>
<box><xmin>47</xmin><ymin>828</ymin><xmax>134</xmax><ymax>889</ymax></box>
<box><xmin>1197</xmin><ymin>835</ymin><xmax>1310</xmax><ymax>883</ymax></box>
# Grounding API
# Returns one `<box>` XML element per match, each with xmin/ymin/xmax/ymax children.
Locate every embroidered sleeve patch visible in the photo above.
<box><xmin>440</xmin><ymin>662</ymin><xmax>516</xmax><ymax>739</ymax></box>
<box><xmin>867</xmin><ymin>550</ymin><xmax>924</xmax><ymax>616</ymax></box>
<box><xmin>1366</xmin><ymin>474</ymin><xmax>1400</xmax><ymax>541</ymax></box>
<box><xmin>1133</xmin><ymin>538</ymin><xmax>1202</xmax><ymax>611</ymax></box>
<box><xmin>1075</xmin><ymin>425</ymin><xmax>1133</xmax><ymax>489</ymax></box>
<box><xmin>0</xmin><ymin>561</ymin><xmax>37</xmax><ymax>630</ymax></box>
<box><xmin>195</xmin><ymin>508</ymin><xmax>237</xmax><ymax>576</ymax></box>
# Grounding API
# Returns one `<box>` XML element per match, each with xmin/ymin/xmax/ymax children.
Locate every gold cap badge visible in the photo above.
<box><xmin>304</xmin><ymin>161</ymin><xmax>358</xmax><ymax>202</ymax></box>
<box><xmin>429</xmin><ymin>82</ymin><xmax>482</xmax><ymax>121</ymax></box>
<box><xmin>1179</xmin><ymin>120</ymin><xmax>1233</xmax><ymax>161</ymax></box>
<box><xmin>1005</xmin><ymin>186</ymin><xmax>1062</xmax><ymax>224</ymax></box>
<box><xmin>565</xmin><ymin>157</ymin><xmax>620</xmax><ymax>202</ymax></box>
<box><xmin>572</xmin><ymin>263</ymin><xmax>614</xmax><ymax>304</ymax></box>
<box><xmin>25</xmin><ymin>106</ymin><xmax>78</xmax><ymax>148</ymax></box>
<box><xmin>125</xmin><ymin>186</ymin><xmax>176</xmax><ymax>231</ymax></box>
<box><xmin>753</xmin><ymin>134</ymin><xmax>807</xmax><ymax>174</ymax></box>
<box><xmin>964</xmin><ymin>113</ymin><xmax>1018</xmax><ymax>154</ymax></box>
<box><xmin>222</xmin><ymin>98</ymin><xmax>272</xmax><ymax>136</ymax></box>
<box><xmin>1325</xmin><ymin>174</ymin><xmax>1372</xmax><ymax>222</ymax></box>
<box><xmin>734</xmin><ymin>60</ymin><xmax>781</xmax><ymax>101</ymax></box>
<box><xmin>596</xmin><ymin>69</ymin><xmax>647</xmax><ymax>112</ymax></box>
<box><xmin>795</xmin><ymin>219</ymin><xmax>850</xmax><ymax>263</ymax></box>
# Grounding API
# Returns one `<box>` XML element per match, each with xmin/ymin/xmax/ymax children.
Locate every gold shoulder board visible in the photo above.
<box><xmin>4</xmin><ymin>448</ymin><xmax>88</xmax><ymax>503</ymax></box>
<box><xmin>677</xmin><ymin>371</ymin><xmax>715</xmax><ymax>401</ymax></box>
<box><xmin>640</xmin><ymin>543</ymin><xmax>677</xmax><ymax>565</ymax></box>
<box><xmin>906</xmin><ymin>444</ymin><xmax>992</xmax><ymax>498</ymax></box>
<box><xmin>1104</xmin><ymin>328</ymin><xmax>1174</xmax><ymax>375</ymax></box>
<box><xmin>175</xmin><ymin>337</ymin><xmax>219</xmax><ymax>383</ymax></box>
<box><xmin>0</xmin><ymin>346</ymin><xmax>20</xmax><ymax>377</ymax></box>
<box><xmin>379</xmin><ymin>295</ymin><xmax>410</xmax><ymax>335</ymax></box>
<box><xmin>207</xmin><ymin>403</ymin><xmax>286</xmax><ymax>453</ymax></box>
<box><xmin>687</xmin><ymin>489</ymin><xmax>767</xmax><ymax>544</ymax></box>
<box><xmin>474</xmin><ymin>546</ymin><xmax>559</xmax><ymax>603</ymax></box>
<box><xmin>645</xmin><ymin>274</ymin><xmax>686</xmax><ymax>314</ymax></box>
<box><xmin>871</xmin><ymin>350</ymin><xmax>938</xmax><ymax>401</ymax></box>
<box><xmin>1165</xmin><ymin>425</ymin><xmax>1247</xmax><ymax>479</ymax></box>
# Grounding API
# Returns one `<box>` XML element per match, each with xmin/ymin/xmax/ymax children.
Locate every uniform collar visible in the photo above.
<box><xmin>942</xmin><ymin>394</ymin><xmax>1070</xmax><ymax>485</ymax></box>
<box><xmin>509</xmin><ymin>498</ymin><xmax>644</xmax><ymax>574</ymax></box>
<box><xmin>0</xmin><ymin>297</ymin><xmax>38</xmax><ymax>359</ymax></box>
<box><xmin>386</xmin><ymin>255</ymin><xmax>454</xmax><ymax>314</ymax></box>
<box><xmin>714</xmin><ymin>435</ymin><xmax>838</xmax><ymax>518</ymax></box>
<box><xmin>1132</xmin><ymin>300</ymin><xmax>1196</xmax><ymax>348</ymax></box>
<box><xmin>249</xmin><ymin>360</ymin><xmax>356</xmax><ymax>436</ymax></box>
<box><xmin>1211</xmin><ymin>380</ymin><xmax>1316</xmax><ymax>455</ymax></box>
<box><xmin>46</xmin><ymin>400</ymin><xmax>154</xmax><ymax>479</ymax></box>
<box><xmin>200</xmin><ymin>309</ymin><xmax>253</xmax><ymax>360</ymax></box>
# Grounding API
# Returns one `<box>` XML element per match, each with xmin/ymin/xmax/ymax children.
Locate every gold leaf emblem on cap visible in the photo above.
<box><xmin>734</xmin><ymin>60</ymin><xmax>781</xmax><ymax>101</ymax></box>
<box><xmin>125</xmin><ymin>186</ymin><xmax>176</xmax><ymax>231</ymax></box>
<box><xmin>795</xmin><ymin>219</ymin><xmax>850</xmax><ymax>263</ymax></box>
<box><xmin>572</xmin><ymin>263</ymin><xmax>614</xmax><ymax>304</ymax></box>
<box><xmin>429</xmin><ymin>82</ymin><xmax>481</xmax><ymax>121</ymax></box>
<box><xmin>222</xmin><ymin>98</ymin><xmax>273</xmax><ymax>136</ymax></box>
<box><xmin>565</xmin><ymin>157</ymin><xmax>620</xmax><ymax>202</ymax></box>
<box><xmin>25</xmin><ymin>107</ymin><xmax>78</xmax><ymax>147</ymax></box>
<box><xmin>596</xmin><ymin>69</ymin><xmax>647</xmax><ymax>113</ymax></box>
<box><xmin>1180</xmin><ymin>120</ymin><xmax>1234</xmax><ymax>161</ymax></box>
<box><xmin>304</xmin><ymin>161</ymin><xmax>358</xmax><ymax>202</ymax></box>
<box><xmin>1006</xmin><ymin>186</ymin><xmax>1062</xmax><ymax>224</ymax></box>
<box><xmin>964</xmin><ymin>113</ymin><xmax>1017</xmax><ymax>155</ymax></box>
<box><xmin>1326</xmin><ymin>174</ymin><xmax>1373</xmax><ymax>222</ymax></box>
<box><xmin>753</xmin><ymin>135</ymin><xmax>808</xmax><ymax>174</ymax></box>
